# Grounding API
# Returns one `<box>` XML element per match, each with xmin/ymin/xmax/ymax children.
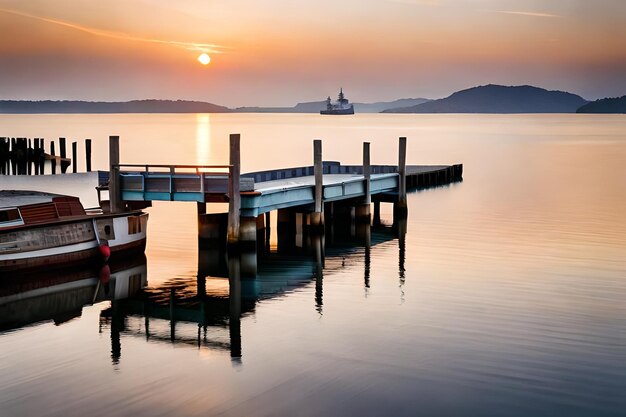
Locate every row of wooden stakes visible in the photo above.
<box><xmin>0</xmin><ymin>137</ymin><xmax>93</xmax><ymax>175</ymax></box>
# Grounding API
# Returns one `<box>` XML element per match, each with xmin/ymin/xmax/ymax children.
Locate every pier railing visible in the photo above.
<box><xmin>114</xmin><ymin>164</ymin><xmax>253</xmax><ymax>203</ymax></box>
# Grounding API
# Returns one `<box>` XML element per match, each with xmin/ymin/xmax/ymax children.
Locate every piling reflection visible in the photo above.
<box><xmin>395</xmin><ymin>217</ymin><xmax>407</xmax><ymax>303</ymax></box>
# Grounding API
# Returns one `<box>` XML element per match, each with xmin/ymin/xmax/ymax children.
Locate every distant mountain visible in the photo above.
<box><xmin>382</xmin><ymin>85</ymin><xmax>588</xmax><ymax>113</ymax></box>
<box><xmin>576</xmin><ymin>96</ymin><xmax>626</xmax><ymax>113</ymax></box>
<box><xmin>235</xmin><ymin>98</ymin><xmax>431</xmax><ymax>113</ymax></box>
<box><xmin>353</xmin><ymin>98</ymin><xmax>431</xmax><ymax>113</ymax></box>
<box><xmin>234</xmin><ymin>101</ymin><xmax>324</xmax><ymax>113</ymax></box>
<box><xmin>0</xmin><ymin>100</ymin><xmax>232</xmax><ymax>113</ymax></box>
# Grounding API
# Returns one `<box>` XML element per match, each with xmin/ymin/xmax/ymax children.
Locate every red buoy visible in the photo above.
<box><xmin>99</xmin><ymin>264</ymin><xmax>111</xmax><ymax>284</ymax></box>
<box><xmin>99</xmin><ymin>243</ymin><xmax>111</xmax><ymax>261</ymax></box>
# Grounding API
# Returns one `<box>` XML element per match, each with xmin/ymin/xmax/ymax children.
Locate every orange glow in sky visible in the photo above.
<box><xmin>0</xmin><ymin>0</ymin><xmax>624</xmax><ymax>106</ymax></box>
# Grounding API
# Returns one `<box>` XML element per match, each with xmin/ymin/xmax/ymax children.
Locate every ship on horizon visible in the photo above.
<box><xmin>320</xmin><ymin>88</ymin><xmax>354</xmax><ymax>115</ymax></box>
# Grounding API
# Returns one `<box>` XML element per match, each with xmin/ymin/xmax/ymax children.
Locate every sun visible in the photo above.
<box><xmin>197</xmin><ymin>53</ymin><xmax>211</xmax><ymax>65</ymax></box>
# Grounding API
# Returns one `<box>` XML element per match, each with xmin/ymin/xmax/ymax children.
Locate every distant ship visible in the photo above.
<box><xmin>320</xmin><ymin>88</ymin><xmax>355</xmax><ymax>115</ymax></box>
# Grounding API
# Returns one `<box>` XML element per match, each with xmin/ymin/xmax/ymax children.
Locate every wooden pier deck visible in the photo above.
<box><xmin>114</xmin><ymin>162</ymin><xmax>462</xmax><ymax>217</ymax></box>
<box><xmin>104</xmin><ymin>134</ymin><xmax>463</xmax><ymax>246</ymax></box>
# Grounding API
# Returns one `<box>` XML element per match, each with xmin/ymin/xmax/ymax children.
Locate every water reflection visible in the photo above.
<box><xmin>195</xmin><ymin>114</ymin><xmax>211</xmax><ymax>165</ymax></box>
<box><xmin>92</xmin><ymin>218</ymin><xmax>404</xmax><ymax>365</ymax></box>
<box><xmin>0</xmin><ymin>208</ymin><xmax>412</xmax><ymax>369</ymax></box>
<box><xmin>0</xmin><ymin>256</ymin><xmax>147</xmax><ymax>333</ymax></box>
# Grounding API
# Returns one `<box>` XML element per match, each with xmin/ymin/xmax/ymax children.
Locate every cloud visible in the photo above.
<box><xmin>0</xmin><ymin>7</ymin><xmax>226</xmax><ymax>53</ymax></box>
<box><xmin>490</xmin><ymin>10</ymin><xmax>562</xmax><ymax>19</ymax></box>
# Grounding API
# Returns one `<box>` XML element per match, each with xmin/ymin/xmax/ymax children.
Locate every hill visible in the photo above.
<box><xmin>235</xmin><ymin>98</ymin><xmax>431</xmax><ymax>113</ymax></box>
<box><xmin>382</xmin><ymin>85</ymin><xmax>588</xmax><ymax>113</ymax></box>
<box><xmin>0</xmin><ymin>99</ymin><xmax>232</xmax><ymax>113</ymax></box>
<box><xmin>354</xmin><ymin>98</ymin><xmax>430</xmax><ymax>113</ymax></box>
<box><xmin>576</xmin><ymin>96</ymin><xmax>626</xmax><ymax>113</ymax></box>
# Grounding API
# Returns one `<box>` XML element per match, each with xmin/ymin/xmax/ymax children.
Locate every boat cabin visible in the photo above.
<box><xmin>0</xmin><ymin>191</ymin><xmax>86</xmax><ymax>229</ymax></box>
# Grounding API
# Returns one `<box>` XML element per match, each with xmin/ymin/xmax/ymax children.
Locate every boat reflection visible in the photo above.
<box><xmin>0</xmin><ymin>255</ymin><xmax>147</xmax><ymax>332</ymax></box>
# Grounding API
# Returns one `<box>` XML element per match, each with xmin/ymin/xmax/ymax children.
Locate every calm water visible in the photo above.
<box><xmin>1</xmin><ymin>114</ymin><xmax>626</xmax><ymax>416</ymax></box>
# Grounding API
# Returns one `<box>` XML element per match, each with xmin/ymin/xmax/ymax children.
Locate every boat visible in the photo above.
<box><xmin>320</xmin><ymin>88</ymin><xmax>355</xmax><ymax>115</ymax></box>
<box><xmin>0</xmin><ymin>190</ymin><xmax>148</xmax><ymax>272</ymax></box>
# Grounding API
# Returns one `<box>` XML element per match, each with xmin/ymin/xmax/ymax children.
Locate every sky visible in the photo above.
<box><xmin>0</xmin><ymin>0</ymin><xmax>625</xmax><ymax>107</ymax></box>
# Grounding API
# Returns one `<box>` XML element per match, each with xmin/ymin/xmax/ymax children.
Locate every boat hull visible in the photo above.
<box><xmin>320</xmin><ymin>108</ymin><xmax>354</xmax><ymax>115</ymax></box>
<box><xmin>0</xmin><ymin>212</ymin><xmax>148</xmax><ymax>273</ymax></box>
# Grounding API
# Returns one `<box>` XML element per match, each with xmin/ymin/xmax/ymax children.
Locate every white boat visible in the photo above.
<box><xmin>0</xmin><ymin>190</ymin><xmax>148</xmax><ymax>272</ymax></box>
<box><xmin>320</xmin><ymin>88</ymin><xmax>355</xmax><ymax>115</ymax></box>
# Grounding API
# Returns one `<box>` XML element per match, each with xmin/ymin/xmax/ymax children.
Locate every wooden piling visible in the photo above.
<box><xmin>50</xmin><ymin>141</ymin><xmax>57</xmax><ymax>174</ymax></box>
<box><xmin>373</xmin><ymin>201</ymin><xmax>381</xmax><ymax>226</ymax></box>
<box><xmin>72</xmin><ymin>141</ymin><xmax>77</xmax><ymax>173</ymax></box>
<box><xmin>27</xmin><ymin>139</ymin><xmax>32</xmax><ymax>175</ymax></box>
<box><xmin>59</xmin><ymin>137</ymin><xmax>68</xmax><ymax>173</ymax></box>
<box><xmin>109</xmin><ymin>135</ymin><xmax>123</xmax><ymax>213</ymax></box>
<box><xmin>33</xmin><ymin>139</ymin><xmax>39</xmax><ymax>175</ymax></box>
<box><xmin>85</xmin><ymin>139</ymin><xmax>92</xmax><ymax>172</ymax></box>
<box><xmin>0</xmin><ymin>138</ymin><xmax>7</xmax><ymax>175</ymax></box>
<box><xmin>356</xmin><ymin>141</ymin><xmax>371</xmax><ymax>223</ymax></box>
<box><xmin>38</xmin><ymin>139</ymin><xmax>45</xmax><ymax>175</ymax></box>
<box><xmin>227</xmin><ymin>133</ymin><xmax>241</xmax><ymax>246</ymax></box>
<box><xmin>395</xmin><ymin>137</ymin><xmax>408</xmax><ymax>217</ymax></box>
<box><xmin>311</xmin><ymin>139</ymin><xmax>324</xmax><ymax>229</ymax></box>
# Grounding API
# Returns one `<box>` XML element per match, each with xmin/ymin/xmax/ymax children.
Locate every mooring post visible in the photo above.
<box><xmin>72</xmin><ymin>141</ymin><xmax>77</xmax><ymax>173</ymax></box>
<box><xmin>33</xmin><ymin>139</ymin><xmax>39</xmax><ymax>175</ymax></box>
<box><xmin>27</xmin><ymin>138</ymin><xmax>32</xmax><ymax>175</ymax></box>
<box><xmin>109</xmin><ymin>135</ymin><xmax>123</xmax><ymax>213</ymax></box>
<box><xmin>85</xmin><ymin>139</ymin><xmax>92</xmax><ymax>172</ymax></box>
<box><xmin>311</xmin><ymin>139</ymin><xmax>324</xmax><ymax>229</ymax></box>
<box><xmin>227</xmin><ymin>133</ymin><xmax>241</xmax><ymax>246</ymax></box>
<box><xmin>50</xmin><ymin>141</ymin><xmax>56</xmax><ymax>174</ymax></box>
<box><xmin>59</xmin><ymin>137</ymin><xmax>67</xmax><ymax>174</ymax></box>
<box><xmin>0</xmin><ymin>138</ymin><xmax>6</xmax><ymax>175</ymax></box>
<box><xmin>38</xmin><ymin>139</ymin><xmax>45</xmax><ymax>175</ymax></box>
<box><xmin>356</xmin><ymin>142</ymin><xmax>371</xmax><ymax>223</ymax></box>
<box><xmin>395</xmin><ymin>136</ymin><xmax>408</xmax><ymax>218</ymax></box>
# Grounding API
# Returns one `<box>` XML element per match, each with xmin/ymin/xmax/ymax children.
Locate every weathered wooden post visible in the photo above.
<box><xmin>356</xmin><ymin>141</ymin><xmax>371</xmax><ymax>223</ymax></box>
<box><xmin>38</xmin><ymin>139</ymin><xmax>45</xmax><ymax>175</ymax></box>
<box><xmin>50</xmin><ymin>141</ymin><xmax>57</xmax><ymax>174</ymax></box>
<box><xmin>311</xmin><ymin>139</ymin><xmax>324</xmax><ymax>229</ymax></box>
<box><xmin>33</xmin><ymin>139</ymin><xmax>39</xmax><ymax>175</ymax></box>
<box><xmin>227</xmin><ymin>133</ymin><xmax>241</xmax><ymax>247</ymax></box>
<box><xmin>0</xmin><ymin>138</ymin><xmax>6</xmax><ymax>175</ymax></box>
<box><xmin>109</xmin><ymin>135</ymin><xmax>123</xmax><ymax>213</ymax></box>
<box><xmin>27</xmin><ymin>139</ymin><xmax>32</xmax><ymax>175</ymax></box>
<box><xmin>373</xmin><ymin>201</ymin><xmax>381</xmax><ymax>226</ymax></box>
<box><xmin>395</xmin><ymin>136</ymin><xmax>408</xmax><ymax>218</ymax></box>
<box><xmin>72</xmin><ymin>141</ymin><xmax>77</xmax><ymax>173</ymax></box>
<box><xmin>10</xmin><ymin>138</ymin><xmax>16</xmax><ymax>175</ymax></box>
<box><xmin>59</xmin><ymin>137</ymin><xmax>67</xmax><ymax>173</ymax></box>
<box><xmin>85</xmin><ymin>139</ymin><xmax>92</xmax><ymax>172</ymax></box>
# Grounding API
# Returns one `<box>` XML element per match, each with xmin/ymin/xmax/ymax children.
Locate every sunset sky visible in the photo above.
<box><xmin>0</xmin><ymin>0</ymin><xmax>625</xmax><ymax>107</ymax></box>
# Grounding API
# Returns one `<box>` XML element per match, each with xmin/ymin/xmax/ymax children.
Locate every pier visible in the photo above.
<box><xmin>107</xmin><ymin>134</ymin><xmax>462</xmax><ymax>252</ymax></box>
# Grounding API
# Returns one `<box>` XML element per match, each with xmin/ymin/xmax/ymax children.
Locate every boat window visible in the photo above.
<box><xmin>128</xmin><ymin>216</ymin><xmax>142</xmax><ymax>235</ymax></box>
<box><xmin>0</xmin><ymin>208</ymin><xmax>24</xmax><ymax>227</ymax></box>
